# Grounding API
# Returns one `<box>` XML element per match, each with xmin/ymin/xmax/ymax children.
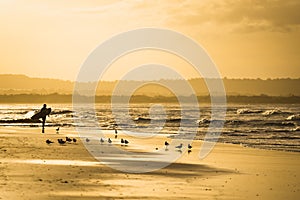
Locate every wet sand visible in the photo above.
<box><xmin>0</xmin><ymin>127</ymin><xmax>299</xmax><ymax>199</ymax></box>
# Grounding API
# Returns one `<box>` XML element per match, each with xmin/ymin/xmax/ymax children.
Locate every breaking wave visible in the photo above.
<box><xmin>237</xmin><ymin>108</ymin><xmax>263</xmax><ymax>114</ymax></box>
<box><xmin>286</xmin><ymin>114</ymin><xmax>300</xmax><ymax>121</ymax></box>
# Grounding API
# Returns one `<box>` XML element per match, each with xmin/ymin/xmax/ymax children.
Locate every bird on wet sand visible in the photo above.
<box><xmin>120</xmin><ymin>138</ymin><xmax>124</xmax><ymax>145</ymax></box>
<box><xmin>175</xmin><ymin>143</ymin><xmax>183</xmax><ymax>150</ymax></box>
<box><xmin>100</xmin><ymin>138</ymin><xmax>105</xmax><ymax>144</ymax></box>
<box><xmin>46</xmin><ymin>139</ymin><xmax>54</xmax><ymax>144</ymax></box>
<box><xmin>72</xmin><ymin>138</ymin><xmax>77</xmax><ymax>143</ymax></box>
<box><xmin>86</xmin><ymin>138</ymin><xmax>90</xmax><ymax>143</ymax></box>
<box><xmin>114</xmin><ymin>128</ymin><xmax>118</xmax><ymax>139</ymax></box>
<box><xmin>164</xmin><ymin>141</ymin><xmax>169</xmax><ymax>149</ymax></box>
<box><xmin>108</xmin><ymin>138</ymin><xmax>112</xmax><ymax>144</ymax></box>
<box><xmin>56</xmin><ymin>127</ymin><xmax>60</xmax><ymax>133</ymax></box>
<box><xmin>66</xmin><ymin>137</ymin><xmax>72</xmax><ymax>142</ymax></box>
<box><xmin>188</xmin><ymin>144</ymin><xmax>192</xmax><ymax>154</ymax></box>
<box><xmin>58</xmin><ymin>139</ymin><xmax>66</xmax><ymax>145</ymax></box>
<box><xmin>124</xmin><ymin>139</ymin><xmax>129</xmax><ymax>145</ymax></box>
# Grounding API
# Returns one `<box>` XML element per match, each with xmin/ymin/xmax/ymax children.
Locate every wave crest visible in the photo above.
<box><xmin>286</xmin><ymin>114</ymin><xmax>300</xmax><ymax>121</ymax></box>
<box><xmin>237</xmin><ymin>109</ymin><xmax>262</xmax><ymax>114</ymax></box>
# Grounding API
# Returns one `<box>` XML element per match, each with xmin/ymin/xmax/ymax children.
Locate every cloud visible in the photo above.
<box><xmin>164</xmin><ymin>0</ymin><xmax>300</xmax><ymax>33</ymax></box>
<box><xmin>26</xmin><ymin>0</ymin><xmax>300</xmax><ymax>34</ymax></box>
<box><xmin>70</xmin><ymin>1</ymin><xmax>127</xmax><ymax>14</ymax></box>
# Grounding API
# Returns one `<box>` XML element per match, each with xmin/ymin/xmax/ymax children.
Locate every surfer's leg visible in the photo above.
<box><xmin>42</xmin><ymin>117</ymin><xmax>46</xmax><ymax>133</ymax></box>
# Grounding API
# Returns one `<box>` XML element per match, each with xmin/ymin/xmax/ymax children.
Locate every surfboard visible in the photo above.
<box><xmin>31</xmin><ymin>108</ymin><xmax>51</xmax><ymax>120</ymax></box>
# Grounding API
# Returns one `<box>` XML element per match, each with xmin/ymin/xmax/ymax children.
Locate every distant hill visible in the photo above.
<box><xmin>0</xmin><ymin>94</ymin><xmax>300</xmax><ymax>104</ymax></box>
<box><xmin>0</xmin><ymin>74</ymin><xmax>73</xmax><ymax>94</ymax></box>
<box><xmin>1</xmin><ymin>74</ymin><xmax>300</xmax><ymax>96</ymax></box>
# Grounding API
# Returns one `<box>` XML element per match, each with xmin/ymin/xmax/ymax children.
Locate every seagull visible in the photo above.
<box><xmin>108</xmin><ymin>138</ymin><xmax>112</xmax><ymax>144</ymax></box>
<box><xmin>72</xmin><ymin>138</ymin><xmax>77</xmax><ymax>143</ymax></box>
<box><xmin>86</xmin><ymin>138</ymin><xmax>90</xmax><ymax>143</ymax></box>
<box><xmin>124</xmin><ymin>139</ymin><xmax>129</xmax><ymax>145</ymax></box>
<box><xmin>57</xmin><ymin>139</ymin><xmax>66</xmax><ymax>145</ymax></box>
<box><xmin>121</xmin><ymin>138</ymin><xmax>124</xmax><ymax>145</ymax></box>
<box><xmin>188</xmin><ymin>144</ymin><xmax>192</xmax><ymax>149</ymax></box>
<box><xmin>66</xmin><ymin>137</ymin><xmax>72</xmax><ymax>142</ymax></box>
<box><xmin>100</xmin><ymin>138</ymin><xmax>105</xmax><ymax>144</ymax></box>
<box><xmin>114</xmin><ymin>129</ymin><xmax>118</xmax><ymax>134</ymax></box>
<box><xmin>175</xmin><ymin>143</ymin><xmax>183</xmax><ymax>150</ymax></box>
<box><xmin>56</xmin><ymin>127</ymin><xmax>60</xmax><ymax>133</ymax></box>
<box><xmin>46</xmin><ymin>139</ymin><xmax>54</xmax><ymax>144</ymax></box>
<box><xmin>164</xmin><ymin>141</ymin><xmax>169</xmax><ymax>149</ymax></box>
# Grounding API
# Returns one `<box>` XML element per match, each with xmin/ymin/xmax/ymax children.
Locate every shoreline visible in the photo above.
<box><xmin>1</xmin><ymin>126</ymin><xmax>299</xmax><ymax>154</ymax></box>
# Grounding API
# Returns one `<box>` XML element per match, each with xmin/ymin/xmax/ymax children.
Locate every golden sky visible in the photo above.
<box><xmin>0</xmin><ymin>0</ymin><xmax>299</xmax><ymax>80</ymax></box>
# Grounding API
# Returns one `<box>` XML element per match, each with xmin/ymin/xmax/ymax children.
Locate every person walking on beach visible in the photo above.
<box><xmin>31</xmin><ymin>104</ymin><xmax>51</xmax><ymax>133</ymax></box>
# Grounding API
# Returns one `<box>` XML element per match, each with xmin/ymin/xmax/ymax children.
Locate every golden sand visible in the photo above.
<box><xmin>0</xmin><ymin>127</ymin><xmax>299</xmax><ymax>199</ymax></box>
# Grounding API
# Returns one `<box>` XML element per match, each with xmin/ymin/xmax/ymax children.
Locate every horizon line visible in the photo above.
<box><xmin>1</xmin><ymin>73</ymin><xmax>300</xmax><ymax>82</ymax></box>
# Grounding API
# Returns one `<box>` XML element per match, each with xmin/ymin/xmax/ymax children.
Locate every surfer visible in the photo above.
<box><xmin>31</xmin><ymin>104</ymin><xmax>51</xmax><ymax>133</ymax></box>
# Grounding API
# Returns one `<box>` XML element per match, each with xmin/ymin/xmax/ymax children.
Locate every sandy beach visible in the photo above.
<box><xmin>1</xmin><ymin>0</ymin><xmax>300</xmax><ymax>199</ymax></box>
<box><xmin>0</xmin><ymin>127</ymin><xmax>299</xmax><ymax>200</ymax></box>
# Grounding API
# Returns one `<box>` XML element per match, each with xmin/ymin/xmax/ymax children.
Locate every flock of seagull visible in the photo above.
<box><xmin>165</xmin><ymin>141</ymin><xmax>193</xmax><ymax>153</ymax></box>
<box><xmin>45</xmin><ymin>127</ymin><xmax>193</xmax><ymax>153</ymax></box>
<box><xmin>85</xmin><ymin>137</ymin><xmax>129</xmax><ymax>146</ymax></box>
<box><xmin>45</xmin><ymin>137</ymin><xmax>77</xmax><ymax>145</ymax></box>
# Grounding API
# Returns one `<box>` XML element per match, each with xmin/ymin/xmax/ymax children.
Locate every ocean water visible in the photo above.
<box><xmin>0</xmin><ymin>103</ymin><xmax>299</xmax><ymax>152</ymax></box>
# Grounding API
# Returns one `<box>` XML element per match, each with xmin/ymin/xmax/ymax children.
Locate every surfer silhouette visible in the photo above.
<box><xmin>41</xmin><ymin>104</ymin><xmax>47</xmax><ymax>133</ymax></box>
<box><xmin>31</xmin><ymin>104</ymin><xmax>51</xmax><ymax>133</ymax></box>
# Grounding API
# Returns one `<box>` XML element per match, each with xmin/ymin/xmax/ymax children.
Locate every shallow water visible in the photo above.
<box><xmin>0</xmin><ymin>103</ymin><xmax>299</xmax><ymax>152</ymax></box>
